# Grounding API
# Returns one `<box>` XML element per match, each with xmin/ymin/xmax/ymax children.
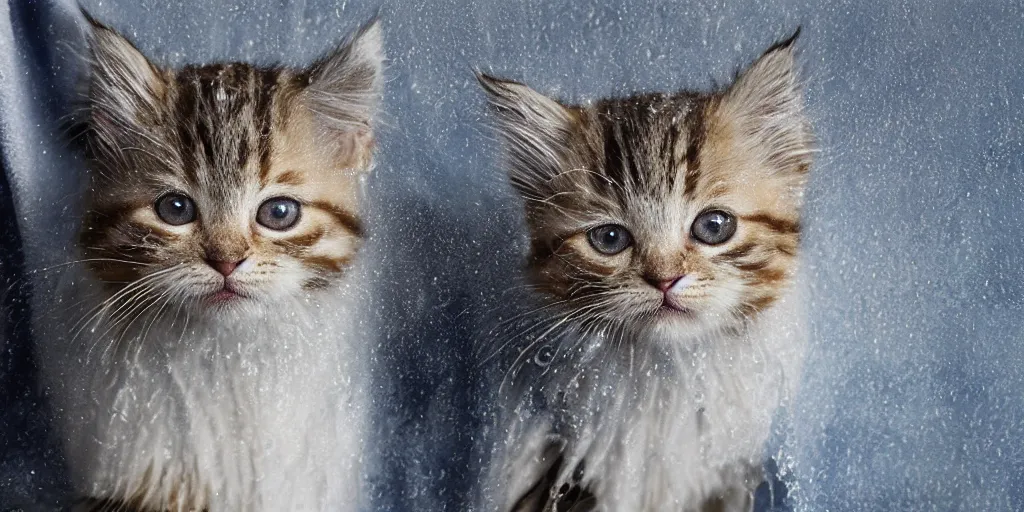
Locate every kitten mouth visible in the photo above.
<box><xmin>657</xmin><ymin>299</ymin><xmax>692</xmax><ymax>316</ymax></box>
<box><xmin>207</xmin><ymin>284</ymin><xmax>248</xmax><ymax>304</ymax></box>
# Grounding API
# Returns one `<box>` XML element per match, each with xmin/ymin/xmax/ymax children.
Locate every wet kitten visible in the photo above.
<box><xmin>33</xmin><ymin>14</ymin><xmax>383</xmax><ymax>511</ymax></box>
<box><xmin>477</xmin><ymin>32</ymin><xmax>812</xmax><ymax>511</ymax></box>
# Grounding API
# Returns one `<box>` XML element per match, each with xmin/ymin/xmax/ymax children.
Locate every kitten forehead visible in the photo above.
<box><xmin>481</xmin><ymin>33</ymin><xmax>812</xmax><ymax>329</ymax></box>
<box><xmin>169</xmin><ymin>63</ymin><xmax>283</xmax><ymax>192</ymax></box>
<box><xmin>589</xmin><ymin>92</ymin><xmax>703</xmax><ymax>200</ymax></box>
<box><xmin>80</xmin><ymin>15</ymin><xmax>383</xmax><ymax>296</ymax></box>
<box><xmin>84</xmin><ymin>15</ymin><xmax>384</xmax><ymax>192</ymax></box>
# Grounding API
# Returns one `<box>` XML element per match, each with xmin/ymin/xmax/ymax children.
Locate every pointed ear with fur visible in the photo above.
<box><xmin>84</xmin><ymin>12</ymin><xmax>166</xmax><ymax>143</ymax></box>
<box><xmin>718</xmin><ymin>29</ymin><xmax>813</xmax><ymax>175</ymax></box>
<box><xmin>303</xmin><ymin>19</ymin><xmax>384</xmax><ymax>153</ymax></box>
<box><xmin>476</xmin><ymin>73</ymin><xmax>574</xmax><ymax>198</ymax></box>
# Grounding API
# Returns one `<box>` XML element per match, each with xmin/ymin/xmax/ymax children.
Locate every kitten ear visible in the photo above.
<box><xmin>719</xmin><ymin>29</ymin><xmax>813</xmax><ymax>175</ymax></box>
<box><xmin>84</xmin><ymin>12</ymin><xmax>166</xmax><ymax>137</ymax></box>
<box><xmin>304</xmin><ymin>18</ymin><xmax>384</xmax><ymax>135</ymax></box>
<box><xmin>476</xmin><ymin>73</ymin><xmax>573</xmax><ymax>197</ymax></box>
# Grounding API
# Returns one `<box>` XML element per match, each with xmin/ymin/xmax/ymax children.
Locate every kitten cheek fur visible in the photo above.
<box><xmin>79</xmin><ymin>16</ymin><xmax>383</xmax><ymax>305</ymax></box>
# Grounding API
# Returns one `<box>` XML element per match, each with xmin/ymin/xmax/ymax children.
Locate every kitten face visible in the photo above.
<box><xmin>79</xmin><ymin>17</ymin><xmax>384</xmax><ymax>314</ymax></box>
<box><xmin>480</xmin><ymin>35</ymin><xmax>812</xmax><ymax>341</ymax></box>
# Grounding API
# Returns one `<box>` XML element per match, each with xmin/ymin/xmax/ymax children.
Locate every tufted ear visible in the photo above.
<box><xmin>299</xmin><ymin>18</ymin><xmax>384</xmax><ymax>170</ymax></box>
<box><xmin>83</xmin><ymin>11</ymin><xmax>167</xmax><ymax>145</ymax></box>
<box><xmin>304</xmin><ymin>18</ymin><xmax>384</xmax><ymax>133</ymax></box>
<box><xmin>717</xmin><ymin>29</ymin><xmax>813</xmax><ymax>176</ymax></box>
<box><xmin>476</xmin><ymin>73</ymin><xmax>574</xmax><ymax>198</ymax></box>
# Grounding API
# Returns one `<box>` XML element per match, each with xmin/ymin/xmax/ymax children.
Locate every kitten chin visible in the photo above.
<box><xmin>32</xmin><ymin>12</ymin><xmax>384</xmax><ymax>511</ymax></box>
<box><xmin>477</xmin><ymin>31</ymin><xmax>813</xmax><ymax>512</ymax></box>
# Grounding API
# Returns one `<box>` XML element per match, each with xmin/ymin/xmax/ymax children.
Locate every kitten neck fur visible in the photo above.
<box><xmin>479</xmin><ymin>31</ymin><xmax>812</xmax><ymax>511</ymax></box>
<box><xmin>33</xmin><ymin>13</ymin><xmax>384</xmax><ymax>511</ymax></box>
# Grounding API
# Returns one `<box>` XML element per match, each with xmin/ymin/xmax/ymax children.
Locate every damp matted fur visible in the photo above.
<box><xmin>477</xmin><ymin>31</ymin><xmax>813</xmax><ymax>512</ymax></box>
<box><xmin>33</xmin><ymin>12</ymin><xmax>384</xmax><ymax>511</ymax></box>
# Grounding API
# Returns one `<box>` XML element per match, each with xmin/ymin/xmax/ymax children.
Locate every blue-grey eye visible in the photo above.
<box><xmin>691</xmin><ymin>209</ymin><xmax>736</xmax><ymax>245</ymax></box>
<box><xmin>257</xmin><ymin>197</ymin><xmax>301</xmax><ymax>231</ymax></box>
<box><xmin>586</xmin><ymin>224</ymin><xmax>633</xmax><ymax>255</ymax></box>
<box><xmin>155</xmin><ymin>193</ymin><xmax>196</xmax><ymax>226</ymax></box>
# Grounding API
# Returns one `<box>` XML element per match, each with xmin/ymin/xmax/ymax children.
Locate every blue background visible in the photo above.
<box><xmin>2</xmin><ymin>0</ymin><xmax>1023</xmax><ymax>510</ymax></box>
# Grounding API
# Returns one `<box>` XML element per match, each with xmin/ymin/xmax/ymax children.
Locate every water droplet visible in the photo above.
<box><xmin>534</xmin><ymin>345</ymin><xmax>555</xmax><ymax>366</ymax></box>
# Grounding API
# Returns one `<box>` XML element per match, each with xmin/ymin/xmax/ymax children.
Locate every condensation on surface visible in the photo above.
<box><xmin>1</xmin><ymin>0</ymin><xmax>1023</xmax><ymax>510</ymax></box>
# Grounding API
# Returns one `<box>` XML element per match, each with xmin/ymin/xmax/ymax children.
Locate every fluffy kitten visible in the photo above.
<box><xmin>33</xmin><ymin>14</ymin><xmax>383</xmax><ymax>511</ymax></box>
<box><xmin>477</xmin><ymin>32</ymin><xmax>812</xmax><ymax>512</ymax></box>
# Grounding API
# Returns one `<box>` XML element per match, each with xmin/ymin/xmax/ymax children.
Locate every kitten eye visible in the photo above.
<box><xmin>154</xmin><ymin>193</ymin><xmax>197</xmax><ymax>226</ymax></box>
<box><xmin>691</xmin><ymin>210</ymin><xmax>736</xmax><ymax>245</ymax></box>
<box><xmin>256</xmin><ymin>197</ymin><xmax>301</xmax><ymax>231</ymax></box>
<box><xmin>586</xmin><ymin>224</ymin><xmax>633</xmax><ymax>255</ymax></box>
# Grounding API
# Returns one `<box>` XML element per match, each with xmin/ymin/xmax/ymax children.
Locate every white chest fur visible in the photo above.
<box><xmin>33</xmin><ymin>267</ymin><xmax>368</xmax><ymax>511</ymax></box>
<box><xmin>489</xmin><ymin>282</ymin><xmax>806</xmax><ymax>512</ymax></box>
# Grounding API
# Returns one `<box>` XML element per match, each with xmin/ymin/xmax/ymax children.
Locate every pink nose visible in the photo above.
<box><xmin>206</xmin><ymin>258</ymin><xmax>244</xmax><ymax>277</ymax></box>
<box><xmin>647</xmin><ymin>275</ymin><xmax>686</xmax><ymax>292</ymax></box>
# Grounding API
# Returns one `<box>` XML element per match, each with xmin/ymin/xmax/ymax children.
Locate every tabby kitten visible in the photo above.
<box><xmin>477</xmin><ymin>32</ymin><xmax>812</xmax><ymax>511</ymax></box>
<box><xmin>33</xmin><ymin>14</ymin><xmax>383</xmax><ymax>511</ymax></box>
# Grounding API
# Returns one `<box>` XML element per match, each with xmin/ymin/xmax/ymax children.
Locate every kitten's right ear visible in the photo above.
<box><xmin>83</xmin><ymin>11</ymin><xmax>166</xmax><ymax>133</ymax></box>
<box><xmin>476</xmin><ymin>73</ymin><xmax>573</xmax><ymax>196</ymax></box>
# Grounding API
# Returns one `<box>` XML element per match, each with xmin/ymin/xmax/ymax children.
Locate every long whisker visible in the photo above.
<box><xmin>477</xmin><ymin>298</ymin><xmax>573</xmax><ymax>363</ymax></box>
<box><xmin>89</xmin><ymin>277</ymin><xmax>173</xmax><ymax>363</ymax></box>
<box><xmin>26</xmin><ymin>258</ymin><xmax>153</xmax><ymax>275</ymax></box>
<box><xmin>72</xmin><ymin>265</ymin><xmax>180</xmax><ymax>339</ymax></box>
<box><xmin>76</xmin><ymin>266</ymin><xmax>182</xmax><ymax>363</ymax></box>
<box><xmin>498</xmin><ymin>299</ymin><xmax>618</xmax><ymax>395</ymax></box>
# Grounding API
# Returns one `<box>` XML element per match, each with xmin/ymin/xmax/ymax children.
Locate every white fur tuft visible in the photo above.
<box><xmin>33</xmin><ymin>258</ymin><xmax>372</xmax><ymax>510</ymax></box>
<box><xmin>485</xmin><ymin>275</ymin><xmax>807</xmax><ymax>511</ymax></box>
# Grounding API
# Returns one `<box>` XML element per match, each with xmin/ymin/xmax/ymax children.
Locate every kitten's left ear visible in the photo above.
<box><xmin>302</xmin><ymin>18</ymin><xmax>384</xmax><ymax>162</ymax></box>
<box><xmin>719</xmin><ymin>29</ymin><xmax>813</xmax><ymax>175</ymax></box>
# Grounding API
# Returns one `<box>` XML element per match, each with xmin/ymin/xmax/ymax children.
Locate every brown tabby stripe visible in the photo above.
<box><xmin>717</xmin><ymin>242</ymin><xmax>757</xmax><ymax>260</ymax></box>
<box><xmin>703</xmin><ymin>182</ymin><xmax>731</xmax><ymax>200</ymax></box>
<box><xmin>660</xmin><ymin>122</ymin><xmax>680</xmax><ymax>165</ymax></box>
<box><xmin>599</xmin><ymin>116</ymin><xmax>629</xmax><ymax>197</ymax></box>
<box><xmin>303</xmin><ymin>276</ymin><xmax>331</xmax><ymax>290</ymax></box>
<box><xmin>751</xmin><ymin>266</ymin><xmax>787</xmax><ymax>285</ymax></box>
<box><xmin>171</xmin><ymin>76</ymin><xmax>196</xmax><ymax>185</ymax></box>
<box><xmin>774</xmin><ymin>239</ymin><xmax>798</xmax><ymax>257</ymax></box>
<box><xmin>256</xmin><ymin>67</ymin><xmax>280</xmax><ymax>186</ymax></box>
<box><xmin>741</xmin><ymin>213</ymin><xmax>800</xmax><ymax>234</ymax></box>
<box><xmin>740</xmin><ymin>294</ymin><xmax>779</xmax><ymax>315</ymax></box>
<box><xmin>304</xmin><ymin>254</ymin><xmax>352</xmax><ymax>274</ymax></box>
<box><xmin>553</xmin><ymin>240</ymin><xmax>619</xmax><ymax>277</ymax></box>
<box><xmin>168</xmin><ymin>64</ymin><xmax>282</xmax><ymax>189</ymax></box>
<box><xmin>279</xmin><ymin>226</ymin><xmax>326</xmax><ymax>248</ymax></box>
<box><xmin>732</xmin><ymin>258</ymin><xmax>772</xmax><ymax>273</ymax></box>
<box><xmin>682</xmin><ymin>101</ymin><xmax>709</xmax><ymax>200</ymax></box>
<box><xmin>597</xmin><ymin>93</ymin><xmax>684</xmax><ymax>197</ymax></box>
<box><xmin>310</xmin><ymin>200</ymin><xmax>364</xmax><ymax>236</ymax></box>
<box><xmin>273</xmin><ymin>169</ymin><xmax>305</xmax><ymax>185</ymax></box>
